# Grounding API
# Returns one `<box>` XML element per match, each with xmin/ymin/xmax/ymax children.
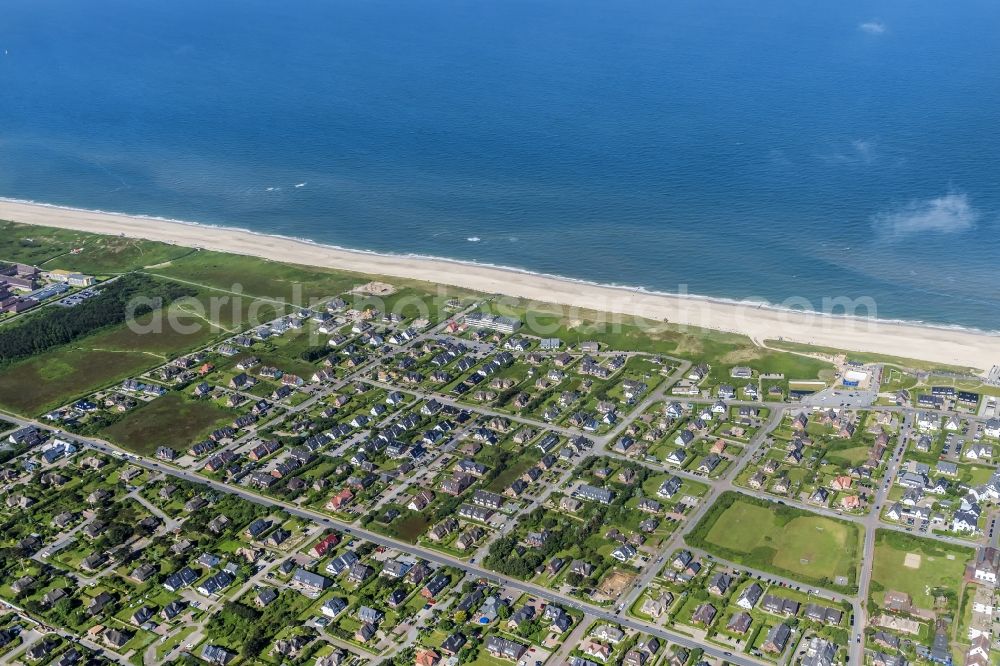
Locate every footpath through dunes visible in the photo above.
<box><xmin>0</xmin><ymin>200</ymin><xmax>998</xmax><ymax>370</ymax></box>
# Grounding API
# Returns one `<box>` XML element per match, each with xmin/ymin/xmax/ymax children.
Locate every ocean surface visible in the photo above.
<box><xmin>1</xmin><ymin>0</ymin><xmax>999</xmax><ymax>330</ymax></box>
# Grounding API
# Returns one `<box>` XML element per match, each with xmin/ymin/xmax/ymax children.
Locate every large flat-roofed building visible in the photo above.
<box><xmin>1</xmin><ymin>296</ymin><xmax>36</xmax><ymax>313</ymax></box>
<box><xmin>47</xmin><ymin>269</ymin><xmax>96</xmax><ymax>287</ymax></box>
<box><xmin>0</xmin><ymin>264</ymin><xmax>40</xmax><ymax>291</ymax></box>
<box><xmin>464</xmin><ymin>312</ymin><xmax>521</xmax><ymax>334</ymax></box>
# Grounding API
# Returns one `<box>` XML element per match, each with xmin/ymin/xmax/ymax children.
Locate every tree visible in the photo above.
<box><xmin>241</xmin><ymin>634</ymin><xmax>268</xmax><ymax>659</ymax></box>
<box><xmin>517</xmin><ymin>619</ymin><xmax>540</xmax><ymax>638</ymax></box>
<box><xmin>0</xmin><ymin>274</ymin><xmax>196</xmax><ymax>366</ymax></box>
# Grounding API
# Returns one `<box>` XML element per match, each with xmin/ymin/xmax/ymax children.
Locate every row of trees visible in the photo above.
<box><xmin>0</xmin><ymin>273</ymin><xmax>196</xmax><ymax>365</ymax></box>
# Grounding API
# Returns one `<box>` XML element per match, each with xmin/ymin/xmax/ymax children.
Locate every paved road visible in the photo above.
<box><xmin>62</xmin><ymin>431</ymin><xmax>768</xmax><ymax>666</ymax></box>
<box><xmin>849</xmin><ymin>410</ymin><xmax>914</xmax><ymax>665</ymax></box>
<box><xmin>1</xmin><ymin>390</ymin><xmax>990</xmax><ymax>666</ymax></box>
<box><xmin>2</xmin><ymin>321</ymin><xmax>996</xmax><ymax>665</ymax></box>
<box><xmin>0</xmin><ymin>601</ymin><xmax>130</xmax><ymax>665</ymax></box>
<box><xmin>614</xmin><ymin>408</ymin><xmax>785</xmax><ymax>620</ymax></box>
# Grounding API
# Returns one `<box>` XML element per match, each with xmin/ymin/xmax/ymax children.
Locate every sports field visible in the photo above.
<box><xmin>871</xmin><ymin>530</ymin><xmax>971</xmax><ymax>612</ymax></box>
<box><xmin>690</xmin><ymin>492</ymin><xmax>861</xmax><ymax>590</ymax></box>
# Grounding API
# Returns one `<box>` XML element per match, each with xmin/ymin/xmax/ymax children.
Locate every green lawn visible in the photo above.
<box><xmin>72</xmin><ymin>306</ymin><xmax>230</xmax><ymax>363</ymax></box>
<box><xmin>468</xmin><ymin>652</ymin><xmax>517</xmax><ymax>666</ymax></box>
<box><xmin>870</xmin><ymin>530</ymin><xmax>972</xmax><ymax>613</ymax></box>
<box><xmin>101</xmin><ymin>393</ymin><xmax>235</xmax><ymax>455</ymax></box>
<box><xmin>485</xmin><ymin>454</ymin><xmax>538</xmax><ymax>493</ymax></box>
<box><xmin>881</xmin><ymin>368</ymin><xmax>919</xmax><ymax>394</ymax></box>
<box><xmin>372</xmin><ymin>511</ymin><xmax>431</xmax><ymax>544</ymax></box>
<box><xmin>687</xmin><ymin>492</ymin><xmax>861</xmax><ymax>591</ymax></box>
<box><xmin>825</xmin><ymin>445</ymin><xmax>873</xmax><ymax>467</ymax></box>
<box><xmin>149</xmin><ymin>251</ymin><xmax>360</xmax><ymax>303</ymax></box>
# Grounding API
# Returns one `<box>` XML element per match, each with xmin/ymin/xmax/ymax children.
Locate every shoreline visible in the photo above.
<box><xmin>0</xmin><ymin>197</ymin><xmax>997</xmax><ymax>371</ymax></box>
<box><xmin>4</xmin><ymin>200</ymin><xmax>991</xmax><ymax>336</ymax></box>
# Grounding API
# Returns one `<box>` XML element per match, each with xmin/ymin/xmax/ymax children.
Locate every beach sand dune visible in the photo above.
<box><xmin>0</xmin><ymin>199</ymin><xmax>996</xmax><ymax>371</ymax></box>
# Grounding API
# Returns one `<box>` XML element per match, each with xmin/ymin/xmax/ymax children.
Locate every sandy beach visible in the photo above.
<box><xmin>1</xmin><ymin>199</ymin><xmax>997</xmax><ymax>371</ymax></box>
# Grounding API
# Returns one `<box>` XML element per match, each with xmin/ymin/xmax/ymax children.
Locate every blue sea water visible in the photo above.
<box><xmin>1</xmin><ymin>0</ymin><xmax>999</xmax><ymax>330</ymax></box>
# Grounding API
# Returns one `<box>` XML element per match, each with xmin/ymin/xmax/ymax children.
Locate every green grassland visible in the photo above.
<box><xmin>148</xmin><ymin>250</ymin><xmax>361</xmax><ymax>303</ymax></box>
<box><xmin>0</xmin><ymin>270</ymin><xmax>290</xmax><ymax>415</ymax></box>
<box><xmin>147</xmin><ymin>249</ymin><xmax>475</xmax><ymax>311</ymax></box>
<box><xmin>923</xmin><ymin>375</ymin><xmax>1000</xmax><ymax>400</ymax></box>
<box><xmin>0</xmin><ymin>219</ymin><xmax>960</xmax><ymax>426</ymax></box>
<box><xmin>869</xmin><ymin>530</ymin><xmax>972</xmax><ymax>613</ymax></box>
<box><xmin>881</xmin><ymin>368</ymin><xmax>919</xmax><ymax>394</ymax></box>
<box><xmin>0</xmin><ymin>348</ymin><xmax>157</xmax><ymax>415</ymax></box>
<box><xmin>100</xmin><ymin>393</ymin><xmax>235</xmax><ymax>455</ymax></box>
<box><xmin>765</xmin><ymin>339</ymin><xmax>977</xmax><ymax>375</ymax></box>
<box><xmin>686</xmin><ymin>492</ymin><xmax>861</xmax><ymax>592</ymax></box>
<box><xmin>247</xmin><ymin>325</ymin><xmax>337</xmax><ymax>378</ymax></box>
<box><xmin>482</xmin><ymin>298</ymin><xmax>833</xmax><ymax>381</ymax></box>
<box><xmin>0</xmin><ymin>220</ymin><xmax>195</xmax><ymax>274</ymax></box>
